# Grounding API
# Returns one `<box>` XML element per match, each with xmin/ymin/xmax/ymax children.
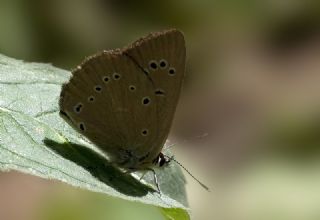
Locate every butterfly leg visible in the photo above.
<box><xmin>146</xmin><ymin>168</ymin><xmax>161</xmax><ymax>195</ymax></box>
<box><xmin>126</xmin><ymin>169</ymin><xmax>161</xmax><ymax>194</ymax></box>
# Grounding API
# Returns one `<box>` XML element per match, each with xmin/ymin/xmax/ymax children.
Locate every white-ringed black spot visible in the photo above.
<box><xmin>129</xmin><ymin>85</ymin><xmax>136</xmax><ymax>91</ymax></box>
<box><xmin>79</xmin><ymin>122</ymin><xmax>86</xmax><ymax>131</ymax></box>
<box><xmin>168</xmin><ymin>67</ymin><xmax>176</xmax><ymax>75</ymax></box>
<box><xmin>159</xmin><ymin>59</ymin><xmax>168</xmax><ymax>69</ymax></box>
<box><xmin>94</xmin><ymin>85</ymin><xmax>102</xmax><ymax>92</ymax></box>
<box><xmin>87</xmin><ymin>96</ymin><xmax>95</xmax><ymax>102</ymax></box>
<box><xmin>113</xmin><ymin>72</ymin><xmax>121</xmax><ymax>80</ymax></box>
<box><xmin>142</xmin><ymin>97</ymin><xmax>151</xmax><ymax>105</ymax></box>
<box><xmin>149</xmin><ymin>60</ymin><xmax>158</xmax><ymax>70</ymax></box>
<box><xmin>102</xmin><ymin>76</ymin><xmax>110</xmax><ymax>83</ymax></box>
<box><xmin>141</xmin><ymin>129</ymin><xmax>148</xmax><ymax>136</ymax></box>
<box><xmin>155</xmin><ymin>89</ymin><xmax>165</xmax><ymax>96</ymax></box>
<box><xmin>73</xmin><ymin>103</ymin><xmax>83</xmax><ymax>113</ymax></box>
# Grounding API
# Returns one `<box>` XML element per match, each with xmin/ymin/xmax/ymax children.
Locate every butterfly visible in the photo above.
<box><xmin>59</xmin><ymin>29</ymin><xmax>186</xmax><ymax>191</ymax></box>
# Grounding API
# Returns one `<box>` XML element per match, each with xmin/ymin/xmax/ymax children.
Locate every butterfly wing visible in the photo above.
<box><xmin>59</xmin><ymin>29</ymin><xmax>185</xmax><ymax>169</ymax></box>
<box><xmin>124</xmin><ymin>29</ymin><xmax>186</xmax><ymax>160</ymax></box>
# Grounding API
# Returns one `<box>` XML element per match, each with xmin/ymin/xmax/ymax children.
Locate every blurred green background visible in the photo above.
<box><xmin>1</xmin><ymin>0</ymin><xmax>320</xmax><ymax>219</ymax></box>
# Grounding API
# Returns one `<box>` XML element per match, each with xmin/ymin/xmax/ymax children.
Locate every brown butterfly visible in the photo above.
<box><xmin>59</xmin><ymin>29</ymin><xmax>208</xmax><ymax>192</ymax></box>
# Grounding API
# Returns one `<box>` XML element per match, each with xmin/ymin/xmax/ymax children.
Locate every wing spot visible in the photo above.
<box><xmin>129</xmin><ymin>85</ymin><xmax>136</xmax><ymax>91</ymax></box>
<box><xmin>155</xmin><ymin>89</ymin><xmax>165</xmax><ymax>96</ymax></box>
<box><xmin>168</xmin><ymin>67</ymin><xmax>176</xmax><ymax>76</ymax></box>
<box><xmin>87</xmin><ymin>96</ymin><xmax>95</xmax><ymax>102</ymax></box>
<box><xmin>102</xmin><ymin>76</ymin><xmax>110</xmax><ymax>83</ymax></box>
<box><xmin>79</xmin><ymin>122</ymin><xmax>86</xmax><ymax>131</ymax></box>
<box><xmin>141</xmin><ymin>129</ymin><xmax>149</xmax><ymax>136</ymax></box>
<box><xmin>142</xmin><ymin>97</ymin><xmax>151</xmax><ymax>105</ymax></box>
<box><xmin>159</xmin><ymin>59</ymin><xmax>168</xmax><ymax>69</ymax></box>
<box><xmin>94</xmin><ymin>85</ymin><xmax>102</xmax><ymax>92</ymax></box>
<box><xmin>73</xmin><ymin>103</ymin><xmax>83</xmax><ymax>113</ymax></box>
<box><xmin>113</xmin><ymin>72</ymin><xmax>121</xmax><ymax>80</ymax></box>
<box><xmin>149</xmin><ymin>60</ymin><xmax>158</xmax><ymax>70</ymax></box>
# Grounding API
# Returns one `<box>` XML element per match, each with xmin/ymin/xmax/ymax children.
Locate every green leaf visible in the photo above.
<box><xmin>161</xmin><ymin>208</ymin><xmax>191</xmax><ymax>220</ymax></box>
<box><xmin>0</xmin><ymin>54</ymin><xmax>189</xmax><ymax>219</ymax></box>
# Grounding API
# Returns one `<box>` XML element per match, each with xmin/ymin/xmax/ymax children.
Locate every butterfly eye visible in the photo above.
<box><xmin>94</xmin><ymin>85</ymin><xmax>102</xmax><ymax>92</ymax></box>
<box><xmin>168</xmin><ymin>67</ymin><xmax>176</xmax><ymax>76</ymax></box>
<box><xmin>113</xmin><ymin>73</ymin><xmax>121</xmax><ymax>80</ymax></box>
<box><xmin>141</xmin><ymin>129</ymin><xmax>149</xmax><ymax>136</ymax></box>
<box><xmin>159</xmin><ymin>59</ymin><xmax>168</xmax><ymax>69</ymax></box>
<box><xmin>149</xmin><ymin>60</ymin><xmax>158</xmax><ymax>70</ymax></box>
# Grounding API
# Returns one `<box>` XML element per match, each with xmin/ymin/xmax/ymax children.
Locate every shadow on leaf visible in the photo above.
<box><xmin>43</xmin><ymin>138</ymin><xmax>156</xmax><ymax>197</ymax></box>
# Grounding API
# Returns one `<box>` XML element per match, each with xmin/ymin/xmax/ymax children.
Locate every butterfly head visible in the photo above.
<box><xmin>152</xmin><ymin>152</ymin><xmax>171</xmax><ymax>168</ymax></box>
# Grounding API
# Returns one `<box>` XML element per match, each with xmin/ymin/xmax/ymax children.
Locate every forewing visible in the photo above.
<box><xmin>124</xmin><ymin>29</ymin><xmax>186</xmax><ymax>159</ymax></box>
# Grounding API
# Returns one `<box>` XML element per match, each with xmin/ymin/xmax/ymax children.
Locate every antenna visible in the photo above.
<box><xmin>164</xmin><ymin>154</ymin><xmax>210</xmax><ymax>191</ymax></box>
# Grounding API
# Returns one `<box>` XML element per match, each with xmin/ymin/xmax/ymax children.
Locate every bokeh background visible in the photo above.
<box><xmin>1</xmin><ymin>0</ymin><xmax>320</xmax><ymax>219</ymax></box>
